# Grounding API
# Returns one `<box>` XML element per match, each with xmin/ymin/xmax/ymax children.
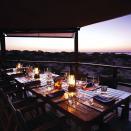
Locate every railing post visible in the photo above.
<box><xmin>0</xmin><ymin>33</ymin><xmax>6</xmax><ymax>69</ymax></box>
<box><xmin>112</xmin><ymin>67</ymin><xmax>118</xmax><ymax>89</ymax></box>
<box><xmin>0</xmin><ymin>33</ymin><xmax>6</xmax><ymax>56</ymax></box>
<box><xmin>74</xmin><ymin>30</ymin><xmax>79</xmax><ymax>78</ymax></box>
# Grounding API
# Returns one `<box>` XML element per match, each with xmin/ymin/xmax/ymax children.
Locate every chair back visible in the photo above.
<box><xmin>8</xmin><ymin>98</ymin><xmax>29</xmax><ymax>131</ymax></box>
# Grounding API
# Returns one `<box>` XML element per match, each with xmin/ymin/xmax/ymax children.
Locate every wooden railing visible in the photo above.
<box><xmin>4</xmin><ymin>59</ymin><xmax>131</xmax><ymax>89</ymax></box>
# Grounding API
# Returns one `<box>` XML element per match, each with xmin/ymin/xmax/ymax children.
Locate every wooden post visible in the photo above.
<box><xmin>0</xmin><ymin>33</ymin><xmax>6</xmax><ymax>69</ymax></box>
<box><xmin>112</xmin><ymin>67</ymin><xmax>118</xmax><ymax>89</ymax></box>
<box><xmin>0</xmin><ymin>33</ymin><xmax>6</xmax><ymax>57</ymax></box>
<box><xmin>74</xmin><ymin>30</ymin><xmax>79</xmax><ymax>78</ymax></box>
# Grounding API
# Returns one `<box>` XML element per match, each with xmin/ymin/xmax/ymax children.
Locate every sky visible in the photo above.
<box><xmin>6</xmin><ymin>37</ymin><xmax>74</xmax><ymax>52</ymax></box>
<box><xmin>5</xmin><ymin>14</ymin><xmax>131</xmax><ymax>52</ymax></box>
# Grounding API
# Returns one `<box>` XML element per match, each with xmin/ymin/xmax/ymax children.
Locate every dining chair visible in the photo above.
<box><xmin>7</xmin><ymin>95</ymin><xmax>65</xmax><ymax>131</ymax></box>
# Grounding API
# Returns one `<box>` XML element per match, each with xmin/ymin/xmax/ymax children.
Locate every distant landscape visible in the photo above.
<box><xmin>5</xmin><ymin>50</ymin><xmax>131</xmax><ymax>66</ymax></box>
<box><xmin>1</xmin><ymin>50</ymin><xmax>131</xmax><ymax>86</ymax></box>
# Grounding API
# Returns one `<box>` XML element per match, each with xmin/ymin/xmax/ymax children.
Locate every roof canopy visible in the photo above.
<box><xmin>0</xmin><ymin>0</ymin><xmax>131</xmax><ymax>33</ymax></box>
<box><xmin>5</xmin><ymin>33</ymin><xmax>75</xmax><ymax>38</ymax></box>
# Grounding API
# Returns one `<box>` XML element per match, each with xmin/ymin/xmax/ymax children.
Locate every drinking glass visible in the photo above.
<box><xmin>93</xmin><ymin>75</ymin><xmax>100</xmax><ymax>88</ymax></box>
<box><xmin>100</xmin><ymin>86</ymin><xmax>108</xmax><ymax>95</ymax></box>
<box><xmin>68</xmin><ymin>92</ymin><xmax>77</xmax><ymax>106</ymax></box>
<box><xmin>64</xmin><ymin>72</ymin><xmax>68</xmax><ymax>82</ymax></box>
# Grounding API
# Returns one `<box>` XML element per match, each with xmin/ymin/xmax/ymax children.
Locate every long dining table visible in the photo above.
<box><xmin>6</xmin><ymin>68</ymin><xmax>131</xmax><ymax>131</ymax></box>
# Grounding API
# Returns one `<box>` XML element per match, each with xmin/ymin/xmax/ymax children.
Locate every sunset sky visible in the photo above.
<box><xmin>6</xmin><ymin>14</ymin><xmax>131</xmax><ymax>52</ymax></box>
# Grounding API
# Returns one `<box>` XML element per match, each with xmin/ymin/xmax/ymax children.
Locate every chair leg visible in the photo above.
<box><xmin>121</xmin><ymin>97</ymin><xmax>129</xmax><ymax>120</ymax></box>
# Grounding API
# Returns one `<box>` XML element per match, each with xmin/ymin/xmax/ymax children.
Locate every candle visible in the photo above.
<box><xmin>34</xmin><ymin>67</ymin><xmax>40</xmax><ymax>79</ymax></box>
<box><xmin>68</xmin><ymin>75</ymin><xmax>75</xmax><ymax>86</ymax></box>
<box><xmin>47</xmin><ymin>87</ymin><xmax>52</xmax><ymax>91</ymax></box>
<box><xmin>16</xmin><ymin>63</ymin><xmax>22</xmax><ymax>72</ymax></box>
<box><xmin>68</xmin><ymin>92</ymin><xmax>77</xmax><ymax>106</ymax></box>
<box><xmin>17</xmin><ymin>63</ymin><xmax>21</xmax><ymax>68</ymax></box>
<box><xmin>68</xmin><ymin>92</ymin><xmax>75</xmax><ymax>97</ymax></box>
<box><xmin>68</xmin><ymin>75</ymin><xmax>76</xmax><ymax>92</ymax></box>
<box><xmin>16</xmin><ymin>63</ymin><xmax>22</xmax><ymax>69</ymax></box>
<box><xmin>34</xmin><ymin>67</ymin><xmax>39</xmax><ymax>74</ymax></box>
<box><xmin>64</xmin><ymin>92</ymin><xmax>69</xmax><ymax>99</ymax></box>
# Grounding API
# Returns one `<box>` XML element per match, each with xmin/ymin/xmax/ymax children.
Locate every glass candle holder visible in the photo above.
<box><xmin>67</xmin><ymin>75</ymin><xmax>77</xmax><ymax>106</ymax></box>
<box><xmin>16</xmin><ymin>63</ymin><xmax>22</xmax><ymax>69</ymax></box>
<box><xmin>68</xmin><ymin>75</ymin><xmax>76</xmax><ymax>92</ymax></box>
<box><xmin>68</xmin><ymin>92</ymin><xmax>77</xmax><ymax>106</ymax></box>
<box><xmin>16</xmin><ymin>63</ymin><xmax>22</xmax><ymax>72</ymax></box>
<box><xmin>34</xmin><ymin>67</ymin><xmax>40</xmax><ymax>79</ymax></box>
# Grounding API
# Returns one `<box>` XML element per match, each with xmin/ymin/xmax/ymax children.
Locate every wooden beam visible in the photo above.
<box><xmin>0</xmin><ymin>33</ymin><xmax>6</xmax><ymax>56</ymax></box>
<box><xmin>74</xmin><ymin>31</ymin><xmax>78</xmax><ymax>57</ymax></box>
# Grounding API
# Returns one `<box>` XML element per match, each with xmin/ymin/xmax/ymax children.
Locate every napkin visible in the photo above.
<box><xmin>6</xmin><ymin>68</ymin><xmax>13</xmax><ymax>72</ymax></box>
<box><xmin>27</xmin><ymin>80</ymin><xmax>41</xmax><ymax>86</ymax></box>
<box><xmin>48</xmin><ymin>89</ymin><xmax>65</xmax><ymax>98</ymax></box>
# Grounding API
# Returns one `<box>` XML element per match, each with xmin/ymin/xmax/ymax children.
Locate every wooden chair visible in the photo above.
<box><xmin>1</xmin><ymin>87</ymin><xmax>66</xmax><ymax>131</ymax></box>
<box><xmin>7</xmin><ymin>96</ymin><xmax>65</xmax><ymax>131</ymax></box>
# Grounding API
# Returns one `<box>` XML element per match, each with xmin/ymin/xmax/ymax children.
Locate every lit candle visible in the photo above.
<box><xmin>18</xmin><ymin>63</ymin><xmax>21</xmax><ymax>68</ymax></box>
<box><xmin>68</xmin><ymin>75</ymin><xmax>76</xmax><ymax>92</ymax></box>
<box><xmin>34</xmin><ymin>67</ymin><xmax>39</xmax><ymax>74</ymax></box>
<box><xmin>47</xmin><ymin>87</ymin><xmax>52</xmax><ymax>91</ymax></box>
<box><xmin>16</xmin><ymin>63</ymin><xmax>22</xmax><ymax>69</ymax></box>
<box><xmin>64</xmin><ymin>92</ymin><xmax>69</xmax><ymax>99</ymax></box>
<box><xmin>68</xmin><ymin>75</ymin><xmax>75</xmax><ymax>86</ymax></box>
<box><xmin>34</xmin><ymin>67</ymin><xmax>40</xmax><ymax>79</ymax></box>
<box><xmin>16</xmin><ymin>63</ymin><xmax>22</xmax><ymax>72</ymax></box>
<box><xmin>69</xmin><ymin>92</ymin><xmax>75</xmax><ymax>97</ymax></box>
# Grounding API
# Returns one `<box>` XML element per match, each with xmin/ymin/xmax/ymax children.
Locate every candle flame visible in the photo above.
<box><xmin>17</xmin><ymin>63</ymin><xmax>22</xmax><ymax>69</ymax></box>
<box><xmin>68</xmin><ymin>75</ymin><xmax>75</xmax><ymax>86</ymax></box>
<box><xmin>34</xmin><ymin>67</ymin><xmax>39</xmax><ymax>74</ymax></box>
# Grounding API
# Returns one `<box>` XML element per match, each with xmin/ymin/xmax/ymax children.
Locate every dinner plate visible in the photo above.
<box><xmin>93</xmin><ymin>95</ymin><xmax>115</xmax><ymax>104</ymax></box>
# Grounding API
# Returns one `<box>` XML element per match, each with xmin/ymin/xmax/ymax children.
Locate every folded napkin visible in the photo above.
<box><xmin>6</xmin><ymin>68</ymin><xmax>13</xmax><ymax>72</ymax></box>
<box><xmin>48</xmin><ymin>89</ymin><xmax>65</xmax><ymax>98</ymax></box>
<box><xmin>12</xmin><ymin>73</ymin><xmax>25</xmax><ymax>77</ymax></box>
<box><xmin>27</xmin><ymin>80</ymin><xmax>41</xmax><ymax>86</ymax></box>
<box><xmin>86</xmin><ymin>82</ymin><xmax>94</xmax><ymax>87</ymax></box>
<box><xmin>93</xmin><ymin>95</ymin><xmax>115</xmax><ymax>104</ymax></box>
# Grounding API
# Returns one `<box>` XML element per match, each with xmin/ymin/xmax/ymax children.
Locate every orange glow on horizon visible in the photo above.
<box><xmin>6</xmin><ymin>37</ymin><xmax>74</xmax><ymax>52</ymax></box>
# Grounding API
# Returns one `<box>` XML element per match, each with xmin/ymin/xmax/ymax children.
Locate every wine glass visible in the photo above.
<box><xmin>80</xmin><ymin>77</ymin><xmax>87</xmax><ymax>89</ymax></box>
<box><xmin>93</xmin><ymin>75</ymin><xmax>100</xmax><ymax>88</ymax></box>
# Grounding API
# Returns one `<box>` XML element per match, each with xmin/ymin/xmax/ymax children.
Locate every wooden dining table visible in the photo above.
<box><xmin>31</xmin><ymin>86</ymin><xmax>130</xmax><ymax>131</ymax></box>
<box><xmin>6</xmin><ymin>69</ymin><xmax>131</xmax><ymax>131</ymax></box>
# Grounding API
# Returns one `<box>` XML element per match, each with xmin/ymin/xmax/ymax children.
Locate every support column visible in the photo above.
<box><xmin>0</xmin><ymin>33</ymin><xmax>6</xmax><ymax>57</ymax></box>
<box><xmin>74</xmin><ymin>31</ymin><xmax>78</xmax><ymax>58</ymax></box>
<box><xmin>74</xmin><ymin>30</ymin><xmax>79</xmax><ymax>78</ymax></box>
